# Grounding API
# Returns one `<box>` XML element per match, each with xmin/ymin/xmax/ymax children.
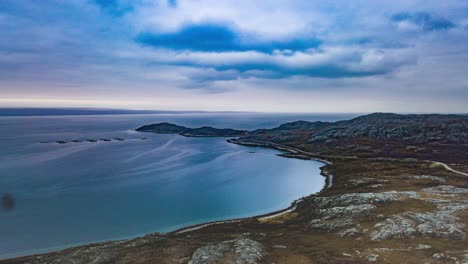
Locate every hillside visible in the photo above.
<box><xmin>236</xmin><ymin>113</ymin><xmax>468</xmax><ymax>164</ymax></box>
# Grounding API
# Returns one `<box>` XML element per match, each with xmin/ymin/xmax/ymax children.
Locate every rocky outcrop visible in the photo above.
<box><xmin>234</xmin><ymin>238</ymin><xmax>264</xmax><ymax>264</ymax></box>
<box><xmin>188</xmin><ymin>241</ymin><xmax>231</xmax><ymax>264</ymax></box>
<box><xmin>188</xmin><ymin>238</ymin><xmax>264</xmax><ymax>264</ymax></box>
<box><xmin>306</xmin><ymin>184</ymin><xmax>468</xmax><ymax>243</ymax></box>
<box><xmin>370</xmin><ymin>186</ymin><xmax>467</xmax><ymax>241</ymax></box>
<box><xmin>310</xmin><ymin>191</ymin><xmax>418</xmax><ymax>208</ymax></box>
<box><xmin>370</xmin><ymin>216</ymin><xmax>417</xmax><ymax>240</ymax></box>
<box><xmin>338</xmin><ymin>227</ymin><xmax>361</xmax><ymax>238</ymax></box>
<box><xmin>409</xmin><ymin>175</ymin><xmax>446</xmax><ymax>182</ymax></box>
<box><xmin>309</xmin><ymin>204</ymin><xmax>376</xmax><ymax>229</ymax></box>
<box><xmin>307</xmin><ymin>191</ymin><xmax>418</xmax><ymax>230</ymax></box>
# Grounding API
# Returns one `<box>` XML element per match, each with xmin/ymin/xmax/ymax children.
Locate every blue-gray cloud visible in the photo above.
<box><xmin>136</xmin><ymin>23</ymin><xmax>320</xmax><ymax>53</ymax></box>
<box><xmin>93</xmin><ymin>0</ymin><xmax>134</xmax><ymax>16</ymax></box>
<box><xmin>162</xmin><ymin>56</ymin><xmax>413</xmax><ymax>80</ymax></box>
<box><xmin>167</xmin><ymin>0</ymin><xmax>177</xmax><ymax>8</ymax></box>
<box><xmin>391</xmin><ymin>12</ymin><xmax>455</xmax><ymax>31</ymax></box>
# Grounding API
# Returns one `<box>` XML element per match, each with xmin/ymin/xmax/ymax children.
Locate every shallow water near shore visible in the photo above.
<box><xmin>0</xmin><ymin>113</ymin><xmax>357</xmax><ymax>258</ymax></box>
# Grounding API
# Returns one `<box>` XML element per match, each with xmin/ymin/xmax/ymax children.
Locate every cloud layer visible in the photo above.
<box><xmin>0</xmin><ymin>0</ymin><xmax>467</xmax><ymax>112</ymax></box>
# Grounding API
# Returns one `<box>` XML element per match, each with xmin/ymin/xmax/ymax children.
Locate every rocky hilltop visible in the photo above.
<box><xmin>3</xmin><ymin>113</ymin><xmax>467</xmax><ymax>264</ymax></box>
<box><xmin>244</xmin><ymin>113</ymin><xmax>467</xmax><ymax>143</ymax></box>
<box><xmin>136</xmin><ymin>122</ymin><xmax>247</xmax><ymax>137</ymax></box>
<box><xmin>234</xmin><ymin>113</ymin><xmax>468</xmax><ymax>163</ymax></box>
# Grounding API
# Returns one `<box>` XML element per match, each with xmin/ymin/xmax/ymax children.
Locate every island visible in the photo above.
<box><xmin>3</xmin><ymin>113</ymin><xmax>467</xmax><ymax>264</ymax></box>
<box><xmin>136</xmin><ymin>122</ymin><xmax>247</xmax><ymax>137</ymax></box>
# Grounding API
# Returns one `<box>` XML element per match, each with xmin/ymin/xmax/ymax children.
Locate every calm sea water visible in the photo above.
<box><xmin>0</xmin><ymin>113</ymin><xmax>357</xmax><ymax>258</ymax></box>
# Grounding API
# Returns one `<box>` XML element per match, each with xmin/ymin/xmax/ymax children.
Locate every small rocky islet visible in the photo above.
<box><xmin>6</xmin><ymin>113</ymin><xmax>468</xmax><ymax>264</ymax></box>
<box><xmin>40</xmin><ymin>138</ymin><xmax>146</xmax><ymax>144</ymax></box>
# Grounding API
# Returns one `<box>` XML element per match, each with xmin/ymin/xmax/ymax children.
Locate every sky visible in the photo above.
<box><xmin>0</xmin><ymin>0</ymin><xmax>467</xmax><ymax>113</ymax></box>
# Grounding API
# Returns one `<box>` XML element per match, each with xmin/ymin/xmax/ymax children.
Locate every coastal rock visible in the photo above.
<box><xmin>188</xmin><ymin>238</ymin><xmax>264</xmax><ymax>264</ymax></box>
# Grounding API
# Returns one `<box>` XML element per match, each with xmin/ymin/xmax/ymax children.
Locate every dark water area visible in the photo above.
<box><xmin>0</xmin><ymin>113</ymin><xmax>358</xmax><ymax>259</ymax></box>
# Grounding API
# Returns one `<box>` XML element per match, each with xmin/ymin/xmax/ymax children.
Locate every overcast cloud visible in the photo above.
<box><xmin>0</xmin><ymin>0</ymin><xmax>467</xmax><ymax>112</ymax></box>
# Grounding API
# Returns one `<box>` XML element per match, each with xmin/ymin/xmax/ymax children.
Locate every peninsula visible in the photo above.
<box><xmin>3</xmin><ymin>113</ymin><xmax>467</xmax><ymax>264</ymax></box>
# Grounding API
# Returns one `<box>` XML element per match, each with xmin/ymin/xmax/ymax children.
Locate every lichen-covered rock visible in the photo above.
<box><xmin>234</xmin><ymin>238</ymin><xmax>264</xmax><ymax>264</ymax></box>
<box><xmin>415</xmin><ymin>244</ymin><xmax>431</xmax><ymax>250</ymax></box>
<box><xmin>432</xmin><ymin>252</ymin><xmax>459</xmax><ymax>262</ymax></box>
<box><xmin>409</xmin><ymin>175</ymin><xmax>446</xmax><ymax>182</ymax></box>
<box><xmin>369</xmin><ymin>185</ymin><xmax>467</xmax><ymax>241</ymax></box>
<box><xmin>406</xmin><ymin>211</ymin><xmax>465</xmax><ymax>240</ymax></box>
<box><xmin>370</xmin><ymin>215</ymin><xmax>416</xmax><ymax>240</ymax></box>
<box><xmin>310</xmin><ymin>191</ymin><xmax>418</xmax><ymax>209</ymax></box>
<box><xmin>188</xmin><ymin>241</ymin><xmax>231</xmax><ymax>264</ymax></box>
<box><xmin>366</xmin><ymin>254</ymin><xmax>379</xmax><ymax>262</ymax></box>
<box><xmin>309</xmin><ymin>204</ymin><xmax>376</xmax><ymax>230</ymax></box>
<box><xmin>321</xmin><ymin>204</ymin><xmax>376</xmax><ymax>220</ymax></box>
<box><xmin>422</xmin><ymin>185</ymin><xmax>468</xmax><ymax>196</ymax></box>
<box><xmin>188</xmin><ymin>238</ymin><xmax>264</xmax><ymax>264</ymax></box>
<box><xmin>308</xmin><ymin>191</ymin><xmax>419</xmax><ymax>231</ymax></box>
<box><xmin>338</xmin><ymin>228</ymin><xmax>361</xmax><ymax>238</ymax></box>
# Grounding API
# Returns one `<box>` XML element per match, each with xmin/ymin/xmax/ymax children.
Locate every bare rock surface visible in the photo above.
<box><xmin>370</xmin><ymin>185</ymin><xmax>467</xmax><ymax>241</ymax></box>
<box><xmin>308</xmin><ymin>191</ymin><xmax>418</xmax><ymax>230</ymax></box>
<box><xmin>409</xmin><ymin>175</ymin><xmax>446</xmax><ymax>182</ymax></box>
<box><xmin>188</xmin><ymin>238</ymin><xmax>264</xmax><ymax>264</ymax></box>
<box><xmin>306</xmin><ymin>184</ymin><xmax>467</xmax><ymax>244</ymax></box>
<box><xmin>370</xmin><ymin>215</ymin><xmax>416</xmax><ymax>240</ymax></box>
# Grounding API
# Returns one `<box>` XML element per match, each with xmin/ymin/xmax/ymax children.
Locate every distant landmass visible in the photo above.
<box><xmin>0</xmin><ymin>108</ymin><xmax>245</xmax><ymax>116</ymax></box>
<box><xmin>136</xmin><ymin>122</ymin><xmax>247</xmax><ymax>137</ymax></box>
<box><xmin>137</xmin><ymin>113</ymin><xmax>468</xmax><ymax>162</ymax></box>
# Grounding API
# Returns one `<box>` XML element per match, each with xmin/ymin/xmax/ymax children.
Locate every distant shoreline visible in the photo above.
<box><xmin>0</xmin><ymin>108</ymin><xmax>254</xmax><ymax>117</ymax></box>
